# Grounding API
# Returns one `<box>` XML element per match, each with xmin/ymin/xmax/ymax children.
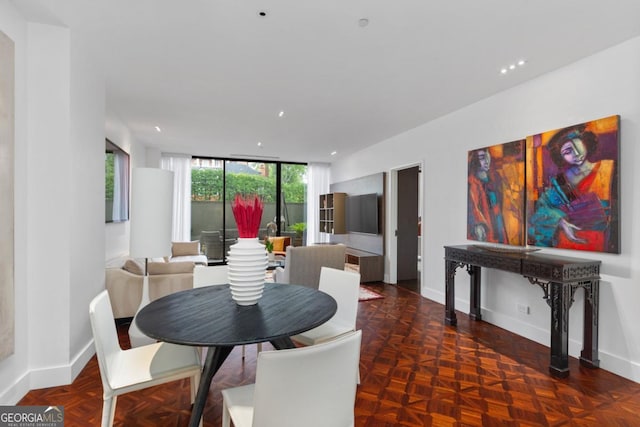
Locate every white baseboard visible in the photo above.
<box><xmin>0</xmin><ymin>339</ymin><xmax>95</xmax><ymax>404</ymax></box>
<box><xmin>598</xmin><ymin>351</ymin><xmax>640</xmax><ymax>383</ymax></box>
<box><xmin>0</xmin><ymin>371</ymin><xmax>30</xmax><ymax>405</ymax></box>
<box><xmin>30</xmin><ymin>339</ymin><xmax>95</xmax><ymax>390</ymax></box>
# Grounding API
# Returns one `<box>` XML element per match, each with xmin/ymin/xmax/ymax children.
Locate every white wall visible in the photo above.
<box><xmin>25</xmin><ymin>21</ymin><xmax>72</xmax><ymax>387</ymax></box>
<box><xmin>332</xmin><ymin>36</ymin><xmax>640</xmax><ymax>382</ymax></box>
<box><xmin>0</xmin><ymin>0</ymin><xmax>29</xmax><ymax>405</ymax></box>
<box><xmin>68</xmin><ymin>28</ymin><xmax>106</xmax><ymax>370</ymax></box>
<box><xmin>0</xmin><ymin>0</ymin><xmax>108</xmax><ymax>403</ymax></box>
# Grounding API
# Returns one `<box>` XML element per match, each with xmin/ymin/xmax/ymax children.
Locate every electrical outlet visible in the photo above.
<box><xmin>517</xmin><ymin>303</ymin><xmax>530</xmax><ymax>315</ymax></box>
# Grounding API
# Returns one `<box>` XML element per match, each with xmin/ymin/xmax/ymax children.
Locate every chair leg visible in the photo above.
<box><xmin>101</xmin><ymin>395</ymin><xmax>117</xmax><ymax>427</ymax></box>
<box><xmin>242</xmin><ymin>343</ymin><xmax>262</xmax><ymax>360</ymax></box>
<box><xmin>222</xmin><ymin>398</ymin><xmax>231</xmax><ymax>427</ymax></box>
<box><xmin>191</xmin><ymin>371</ymin><xmax>200</xmax><ymax>404</ymax></box>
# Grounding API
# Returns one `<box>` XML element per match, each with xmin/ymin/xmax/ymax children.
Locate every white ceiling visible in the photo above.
<box><xmin>12</xmin><ymin>0</ymin><xmax>640</xmax><ymax>163</ymax></box>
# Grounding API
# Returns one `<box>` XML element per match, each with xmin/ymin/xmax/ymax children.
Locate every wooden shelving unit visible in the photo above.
<box><xmin>319</xmin><ymin>192</ymin><xmax>346</xmax><ymax>234</ymax></box>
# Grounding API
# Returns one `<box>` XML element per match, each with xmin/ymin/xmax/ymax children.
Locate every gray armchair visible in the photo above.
<box><xmin>273</xmin><ymin>244</ymin><xmax>346</xmax><ymax>288</ymax></box>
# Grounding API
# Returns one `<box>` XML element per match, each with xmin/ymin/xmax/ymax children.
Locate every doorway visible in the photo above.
<box><xmin>396</xmin><ymin>165</ymin><xmax>420</xmax><ymax>292</ymax></box>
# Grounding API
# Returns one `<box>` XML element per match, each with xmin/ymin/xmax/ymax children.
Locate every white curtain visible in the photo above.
<box><xmin>161</xmin><ymin>154</ymin><xmax>192</xmax><ymax>242</ymax></box>
<box><xmin>112</xmin><ymin>152</ymin><xmax>129</xmax><ymax>222</ymax></box>
<box><xmin>306</xmin><ymin>162</ymin><xmax>331</xmax><ymax>244</ymax></box>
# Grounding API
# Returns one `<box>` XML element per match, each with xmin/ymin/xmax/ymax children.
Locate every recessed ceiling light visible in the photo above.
<box><xmin>155</xmin><ymin>126</ymin><xmax>162</xmax><ymax>132</ymax></box>
<box><xmin>330</xmin><ymin>151</ymin><xmax>337</xmax><ymax>156</ymax></box>
<box><xmin>257</xmin><ymin>141</ymin><xmax>262</xmax><ymax>147</ymax></box>
<box><xmin>499</xmin><ymin>58</ymin><xmax>527</xmax><ymax>75</ymax></box>
<box><xmin>358</xmin><ymin>18</ymin><xmax>369</xmax><ymax>27</ymax></box>
<box><xmin>278</xmin><ymin>111</ymin><xmax>284</xmax><ymax>118</ymax></box>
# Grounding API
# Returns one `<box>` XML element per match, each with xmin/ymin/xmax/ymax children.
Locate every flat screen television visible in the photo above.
<box><xmin>346</xmin><ymin>193</ymin><xmax>378</xmax><ymax>235</ymax></box>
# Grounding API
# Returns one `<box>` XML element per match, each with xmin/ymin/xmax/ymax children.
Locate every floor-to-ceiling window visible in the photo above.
<box><xmin>191</xmin><ymin>157</ymin><xmax>307</xmax><ymax>264</ymax></box>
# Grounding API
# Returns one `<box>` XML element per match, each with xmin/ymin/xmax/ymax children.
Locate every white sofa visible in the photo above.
<box><xmin>105</xmin><ymin>257</ymin><xmax>196</xmax><ymax>319</ymax></box>
<box><xmin>169</xmin><ymin>241</ymin><xmax>208</xmax><ymax>265</ymax></box>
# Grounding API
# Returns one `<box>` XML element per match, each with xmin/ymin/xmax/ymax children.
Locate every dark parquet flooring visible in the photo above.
<box><xmin>19</xmin><ymin>283</ymin><xmax>640</xmax><ymax>426</ymax></box>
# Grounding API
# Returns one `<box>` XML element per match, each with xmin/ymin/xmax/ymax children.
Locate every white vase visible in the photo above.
<box><xmin>227</xmin><ymin>237</ymin><xmax>268</xmax><ymax>305</ymax></box>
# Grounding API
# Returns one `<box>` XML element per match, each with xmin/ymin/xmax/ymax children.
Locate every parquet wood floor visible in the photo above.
<box><xmin>19</xmin><ymin>283</ymin><xmax>640</xmax><ymax>426</ymax></box>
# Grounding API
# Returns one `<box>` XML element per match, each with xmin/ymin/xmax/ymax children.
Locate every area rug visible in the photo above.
<box><xmin>359</xmin><ymin>286</ymin><xmax>384</xmax><ymax>302</ymax></box>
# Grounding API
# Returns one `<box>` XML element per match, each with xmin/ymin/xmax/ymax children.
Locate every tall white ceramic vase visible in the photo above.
<box><xmin>227</xmin><ymin>238</ymin><xmax>268</xmax><ymax>305</ymax></box>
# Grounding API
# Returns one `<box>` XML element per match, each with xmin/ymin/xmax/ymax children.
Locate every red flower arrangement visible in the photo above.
<box><xmin>231</xmin><ymin>194</ymin><xmax>264</xmax><ymax>238</ymax></box>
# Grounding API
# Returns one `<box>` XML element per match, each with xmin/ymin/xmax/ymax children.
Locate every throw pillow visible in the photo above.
<box><xmin>148</xmin><ymin>261</ymin><xmax>195</xmax><ymax>275</ymax></box>
<box><xmin>270</xmin><ymin>236</ymin><xmax>287</xmax><ymax>252</ymax></box>
<box><xmin>172</xmin><ymin>241</ymin><xmax>200</xmax><ymax>257</ymax></box>
<box><xmin>122</xmin><ymin>259</ymin><xmax>144</xmax><ymax>275</ymax></box>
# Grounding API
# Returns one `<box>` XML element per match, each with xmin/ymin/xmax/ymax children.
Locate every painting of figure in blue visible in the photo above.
<box><xmin>467</xmin><ymin>140</ymin><xmax>525</xmax><ymax>246</ymax></box>
<box><xmin>526</xmin><ymin>115</ymin><xmax>620</xmax><ymax>253</ymax></box>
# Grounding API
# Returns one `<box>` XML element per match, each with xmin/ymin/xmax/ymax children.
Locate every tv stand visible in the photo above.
<box><xmin>345</xmin><ymin>248</ymin><xmax>383</xmax><ymax>283</ymax></box>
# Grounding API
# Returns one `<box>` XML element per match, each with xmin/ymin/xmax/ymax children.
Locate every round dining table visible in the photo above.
<box><xmin>135</xmin><ymin>282</ymin><xmax>337</xmax><ymax>427</ymax></box>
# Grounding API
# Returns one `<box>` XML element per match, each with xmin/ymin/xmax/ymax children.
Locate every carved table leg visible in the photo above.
<box><xmin>445</xmin><ymin>260</ymin><xmax>460</xmax><ymax>326</ymax></box>
<box><xmin>548</xmin><ymin>282</ymin><xmax>571</xmax><ymax>378</ymax></box>
<box><xmin>468</xmin><ymin>265</ymin><xmax>482</xmax><ymax>321</ymax></box>
<box><xmin>580</xmin><ymin>280</ymin><xmax>600</xmax><ymax>368</ymax></box>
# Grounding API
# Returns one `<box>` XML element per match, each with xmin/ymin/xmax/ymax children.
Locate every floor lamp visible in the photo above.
<box><xmin>128</xmin><ymin>168</ymin><xmax>174</xmax><ymax>348</ymax></box>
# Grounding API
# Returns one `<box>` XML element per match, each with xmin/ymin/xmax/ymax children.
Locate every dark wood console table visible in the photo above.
<box><xmin>444</xmin><ymin>244</ymin><xmax>600</xmax><ymax>378</ymax></box>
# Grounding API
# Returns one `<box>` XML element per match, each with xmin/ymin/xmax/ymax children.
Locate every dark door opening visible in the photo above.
<box><xmin>397</xmin><ymin>166</ymin><xmax>420</xmax><ymax>292</ymax></box>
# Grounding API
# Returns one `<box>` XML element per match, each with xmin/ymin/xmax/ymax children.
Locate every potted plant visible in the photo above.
<box><xmin>291</xmin><ymin>222</ymin><xmax>306</xmax><ymax>246</ymax></box>
<box><xmin>264</xmin><ymin>236</ymin><xmax>275</xmax><ymax>261</ymax></box>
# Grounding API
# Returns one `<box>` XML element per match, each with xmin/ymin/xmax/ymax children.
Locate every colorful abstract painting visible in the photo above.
<box><xmin>467</xmin><ymin>140</ymin><xmax>526</xmax><ymax>246</ymax></box>
<box><xmin>0</xmin><ymin>30</ymin><xmax>15</xmax><ymax>361</ymax></box>
<box><xmin>526</xmin><ymin>115</ymin><xmax>620</xmax><ymax>253</ymax></box>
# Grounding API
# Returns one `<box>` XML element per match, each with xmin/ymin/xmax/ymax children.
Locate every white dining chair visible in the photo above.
<box><xmin>192</xmin><ymin>265</ymin><xmax>261</xmax><ymax>358</ymax></box>
<box><xmin>89</xmin><ymin>290</ymin><xmax>202</xmax><ymax>427</ymax></box>
<box><xmin>291</xmin><ymin>266</ymin><xmax>361</xmax><ymax>346</ymax></box>
<box><xmin>221</xmin><ymin>330</ymin><xmax>362</xmax><ymax>427</ymax></box>
<box><xmin>193</xmin><ymin>264</ymin><xmax>229</xmax><ymax>287</ymax></box>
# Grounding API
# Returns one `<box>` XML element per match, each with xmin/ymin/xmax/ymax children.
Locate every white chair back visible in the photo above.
<box><xmin>193</xmin><ymin>265</ymin><xmax>228</xmax><ymax>287</ymax></box>
<box><xmin>89</xmin><ymin>290</ymin><xmax>122</xmax><ymax>393</ymax></box>
<box><xmin>318</xmin><ymin>266</ymin><xmax>360</xmax><ymax>331</ymax></box>
<box><xmin>89</xmin><ymin>290</ymin><xmax>202</xmax><ymax>427</ymax></box>
<box><xmin>252</xmin><ymin>330</ymin><xmax>362</xmax><ymax>427</ymax></box>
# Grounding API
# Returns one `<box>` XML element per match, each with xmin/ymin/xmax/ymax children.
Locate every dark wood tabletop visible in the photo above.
<box><xmin>135</xmin><ymin>282</ymin><xmax>337</xmax><ymax>427</ymax></box>
<box><xmin>136</xmin><ymin>282</ymin><xmax>336</xmax><ymax>347</ymax></box>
